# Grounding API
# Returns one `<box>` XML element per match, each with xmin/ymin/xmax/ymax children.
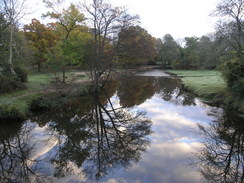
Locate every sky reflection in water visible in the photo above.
<box><xmin>97</xmin><ymin>91</ymin><xmax>215</xmax><ymax>183</ymax></box>
<box><xmin>0</xmin><ymin>71</ymin><xmax>222</xmax><ymax>183</ymax></box>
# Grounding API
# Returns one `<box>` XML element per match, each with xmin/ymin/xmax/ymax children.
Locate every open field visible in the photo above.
<box><xmin>167</xmin><ymin>70</ymin><xmax>227</xmax><ymax>98</ymax></box>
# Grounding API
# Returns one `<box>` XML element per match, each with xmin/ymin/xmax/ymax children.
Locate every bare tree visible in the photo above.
<box><xmin>213</xmin><ymin>0</ymin><xmax>244</xmax><ymax>60</ymax></box>
<box><xmin>2</xmin><ymin>0</ymin><xmax>29</xmax><ymax>74</ymax></box>
<box><xmin>83</xmin><ymin>0</ymin><xmax>139</xmax><ymax>92</ymax></box>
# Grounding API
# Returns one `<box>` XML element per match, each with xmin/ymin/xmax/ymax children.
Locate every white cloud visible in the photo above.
<box><xmin>22</xmin><ymin>0</ymin><xmax>219</xmax><ymax>39</ymax></box>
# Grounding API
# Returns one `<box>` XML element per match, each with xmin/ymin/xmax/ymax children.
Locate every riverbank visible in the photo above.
<box><xmin>0</xmin><ymin>71</ymin><xmax>90</xmax><ymax>122</ymax></box>
<box><xmin>167</xmin><ymin>70</ymin><xmax>244</xmax><ymax>113</ymax></box>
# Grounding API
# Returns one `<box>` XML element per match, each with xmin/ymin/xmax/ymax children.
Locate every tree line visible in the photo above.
<box><xmin>0</xmin><ymin>0</ymin><xmax>243</xmax><ymax>93</ymax></box>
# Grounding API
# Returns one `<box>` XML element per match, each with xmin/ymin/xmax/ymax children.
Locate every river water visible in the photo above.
<box><xmin>1</xmin><ymin>69</ymin><xmax>243</xmax><ymax>183</ymax></box>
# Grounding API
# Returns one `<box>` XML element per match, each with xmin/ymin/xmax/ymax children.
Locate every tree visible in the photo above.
<box><xmin>83</xmin><ymin>0</ymin><xmax>139</xmax><ymax>92</ymax></box>
<box><xmin>182</xmin><ymin>37</ymin><xmax>200</xmax><ymax>69</ymax></box>
<box><xmin>43</xmin><ymin>2</ymin><xmax>85</xmax><ymax>83</ymax></box>
<box><xmin>0</xmin><ymin>13</ymin><xmax>9</xmax><ymax>73</ymax></box>
<box><xmin>158</xmin><ymin>34</ymin><xmax>180</xmax><ymax>68</ymax></box>
<box><xmin>213</xmin><ymin>0</ymin><xmax>244</xmax><ymax>89</ymax></box>
<box><xmin>46</xmin><ymin>26</ymin><xmax>93</xmax><ymax>78</ymax></box>
<box><xmin>197</xmin><ymin>35</ymin><xmax>220</xmax><ymax>69</ymax></box>
<box><xmin>213</xmin><ymin>0</ymin><xmax>244</xmax><ymax>60</ymax></box>
<box><xmin>2</xmin><ymin>0</ymin><xmax>29</xmax><ymax>75</ymax></box>
<box><xmin>24</xmin><ymin>19</ymin><xmax>58</xmax><ymax>72</ymax></box>
<box><xmin>117</xmin><ymin>26</ymin><xmax>156</xmax><ymax>65</ymax></box>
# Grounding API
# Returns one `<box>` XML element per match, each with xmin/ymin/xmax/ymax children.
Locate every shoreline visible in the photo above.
<box><xmin>167</xmin><ymin>70</ymin><xmax>244</xmax><ymax>114</ymax></box>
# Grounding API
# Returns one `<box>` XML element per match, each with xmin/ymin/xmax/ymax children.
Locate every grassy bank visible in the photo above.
<box><xmin>167</xmin><ymin>70</ymin><xmax>244</xmax><ymax>112</ymax></box>
<box><xmin>168</xmin><ymin>70</ymin><xmax>226</xmax><ymax>98</ymax></box>
<box><xmin>0</xmin><ymin>71</ymin><xmax>90</xmax><ymax>122</ymax></box>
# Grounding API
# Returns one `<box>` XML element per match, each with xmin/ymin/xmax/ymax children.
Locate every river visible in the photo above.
<box><xmin>0</xmin><ymin>69</ymin><xmax>243</xmax><ymax>183</ymax></box>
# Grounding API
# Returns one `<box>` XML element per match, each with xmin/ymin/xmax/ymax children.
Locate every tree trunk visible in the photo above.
<box><xmin>8</xmin><ymin>24</ymin><xmax>16</xmax><ymax>75</ymax></box>
<box><xmin>62</xmin><ymin>66</ymin><xmax>65</xmax><ymax>83</ymax></box>
<box><xmin>38</xmin><ymin>62</ymin><xmax>41</xmax><ymax>72</ymax></box>
<box><xmin>91</xmin><ymin>69</ymin><xmax>99</xmax><ymax>92</ymax></box>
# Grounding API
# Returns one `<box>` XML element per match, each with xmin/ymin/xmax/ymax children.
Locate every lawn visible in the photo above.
<box><xmin>167</xmin><ymin>70</ymin><xmax>227</xmax><ymax>98</ymax></box>
<box><xmin>0</xmin><ymin>71</ymin><xmax>89</xmax><ymax>114</ymax></box>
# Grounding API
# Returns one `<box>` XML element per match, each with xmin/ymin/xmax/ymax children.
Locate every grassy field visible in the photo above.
<box><xmin>167</xmin><ymin>70</ymin><xmax>227</xmax><ymax>99</ymax></box>
<box><xmin>0</xmin><ymin>71</ymin><xmax>89</xmax><ymax>115</ymax></box>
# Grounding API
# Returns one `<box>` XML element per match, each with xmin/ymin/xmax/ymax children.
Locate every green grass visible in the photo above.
<box><xmin>0</xmin><ymin>71</ymin><xmax>89</xmax><ymax>117</ymax></box>
<box><xmin>168</xmin><ymin>70</ymin><xmax>227</xmax><ymax>98</ymax></box>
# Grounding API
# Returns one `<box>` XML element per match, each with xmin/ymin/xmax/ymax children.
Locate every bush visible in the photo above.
<box><xmin>29</xmin><ymin>94</ymin><xmax>66</xmax><ymax>112</ymax></box>
<box><xmin>220</xmin><ymin>60</ymin><xmax>244</xmax><ymax>87</ymax></box>
<box><xmin>15</xmin><ymin>66</ymin><xmax>28</xmax><ymax>82</ymax></box>
<box><xmin>0</xmin><ymin>75</ymin><xmax>26</xmax><ymax>94</ymax></box>
<box><xmin>29</xmin><ymin>97</ymin><xmax>51</xmax><ymax>111</ymax></box>
<box><xmin>1</xmin><ymin>65</ymin><xmax>28</xmax><ymax>82</ymax></box>
<box><xmin>0</xmin><ymin>105</ymin><xmax>25</xmax><ymax>123</ymax></box>
<box><xmin>231</xmin><ymin>78</ymin><xmax>244</xmax><ymax>98</ymax></box>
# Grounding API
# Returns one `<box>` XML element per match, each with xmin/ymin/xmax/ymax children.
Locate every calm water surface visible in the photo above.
<box><xmin>1</xmin><ymin>69</ymin><xmax>243</xmax><ymax>183</ymax></box>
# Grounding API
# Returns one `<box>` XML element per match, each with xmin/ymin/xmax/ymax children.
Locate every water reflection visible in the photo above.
<box><xmin>115</xmin><ymin>75</ymin><xmax>196</xmax><ymax>107</ymax></box>
<box><xmin>47</xmin><ymin>90</ymin><xmax>152</xmax><ymax>180</ymax></box>
<box><xmin>0</xmin><ymin>84</ymin><xmax>152</xmax><ymax>182</ymax></box>
<box><xmin>0</xmin><ymin>122</ymin><xmax>49</xmax><ymax>183</ymax></box>
<box><xmin>0</xmin><ymin>70</ymin><xmax>218</xmax><ymax>182</ymax></box>
<box><xmin>196</xmin><ymin>110</ymin><xmax>244</xmax><ymax>183</ymax></box>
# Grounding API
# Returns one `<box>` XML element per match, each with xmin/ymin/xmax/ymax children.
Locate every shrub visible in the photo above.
<box><xmin>0</xmin><ymin>75</ymin><xmax>26</xmax><ymax>94</ymax></box>
<box><xmin>1</xmin><ymin>65</ymin><xmax>28</xmax><ymax>82</ymax></box>
<box><xmin>29</xmin><ymin>94</ymin><xmax>66</xmax><ymax>112</ymax></box>
<box><xmin>15</xmin><ymin>66</ymin><xmax>28</xmax><ymax>82</ymax></box>
<box><xmin>220</xmin><ymin>60</ymin><xmax>244</xmax><ymax>87</ymax></box>
<box><xmin>231</xmin><ymin>78</ymin><xmax>244</xmax><ymax>98</ymax></box>
<box><xmin>0</xmin><ymin>105</ymin><xmax>25</xmax><ymax>123</ymax></box>
<box><xmin>29</xmin><ymin>96</ymin><xmax>51</xmax><ymax>111</ymax></box>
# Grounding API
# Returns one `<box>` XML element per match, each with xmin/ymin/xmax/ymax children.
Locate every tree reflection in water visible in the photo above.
<box><xmin>43</xmin><ymin>88</ymin><xmax>152</xmax><ymax>180</ymax></box>
<box><xmin>0</xmin><ymin>72</ymin><xmax>198</xmax><ymax>182</ymax></box>
<box><xmin>196</xmin><ymin>110</ymin><xmax>244</xmax><ymax>183</ymax></box>
<box><xmin>116</xmin><ymin>75</ymin><xmax>196</xmax><ymax>107</ymax></box>
<box><xmin>0</xmin><ymin>122</ymin><xmax>49</xmax><ymax>183</ymax></box>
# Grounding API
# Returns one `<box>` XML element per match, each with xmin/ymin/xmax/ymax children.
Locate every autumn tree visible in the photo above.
<box><xmin>24</xmin><ymin>19</ymin><xmax>58</xmax><ymax>72</ymax></box>
<box><xmin>83</xmin><ymin>0</ymin><xmax>139</xmax><ymax>92</ymax></box>
<box><xmin>117</xmin><ymin>26</ymin><xmax>156</xmax><ymax>65</ymax></box>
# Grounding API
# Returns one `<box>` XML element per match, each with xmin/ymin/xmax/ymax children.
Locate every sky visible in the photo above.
<box><xmin>24</xmin><ymin>0</ymin><xmax>219</xmax><ymax>40</ymax></box>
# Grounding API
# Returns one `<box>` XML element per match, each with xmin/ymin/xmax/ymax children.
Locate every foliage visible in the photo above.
<box><xmin>0</xmin><ymin>105</ymin><xmax>25</xmax><ymax>122</ymax></box>
<box><xmin>231</xmin><ymin>78</ymin><xmax>244</xmax><ymax>98</ymax></box>
<box><xmin>83</xmin><ymin>0</ymin><xmax>139</xmax><ymax>91</ymax></box>
<box><xmin>60</xmin><ymin>27</ymin><xmax>92</xmax><ymax>65</ymax></box>
<box><xmin>14</xmin><ymin>65</ymin><xmax>28</xmax><ymax>82</ymax></box>
<box><xmin>0</xmin><ymin>75</ymin><xmax>26</xmax><ymax>94</ymax></box>
<box><xmin>24</xmin><ymin>19</ymin><xmax>58</xmax><ymax>71</ymax></box>
<box><xmin>43</xmin><ymin>3</ymin><xmax>86</xmax><ymax>83</ymax></box>
<box><xmin>213</xmin><ymin>0</ymin><xmax>244</xmax><ymax>60</ymax></box>
<box><xmin>2</xmin><ymin>0</ymin><xmax>30</xmax><ymax>75</ymax></box>
<box><xmin>44</xmin><ymin>3</ymin><xmax>85</xmax><ymax>40</ymax></box>
<box><xmin>220</xmin><ymin>60</ymin><xmax>244</xmax><ymax>87</ymax></box>
<box><xmin>29</xmin><ymin>93</ymin><xmax>76</xmax><ymax>112</ymax></box>
<box><xmin>29</xmin><ymin>95</ymin><xmax>54</xmax><ymax>112</ymax></box>
<box><xmin>157</xmin><ymin>34</ymin><xmax>180</xmax><ymax>67</ymax></box>
<box><xmin>117</xmin><ymin>26</ymin><xmax>156</xmax><ymax>65</ymax></box>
